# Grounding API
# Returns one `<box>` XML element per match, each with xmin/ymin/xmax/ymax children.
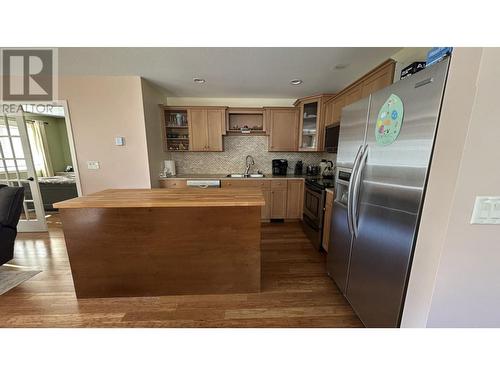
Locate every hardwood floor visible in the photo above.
<box><xmin>0</xmin><ymin>213</ymin><xmax>363</xmax><ymax>327</ymax></box>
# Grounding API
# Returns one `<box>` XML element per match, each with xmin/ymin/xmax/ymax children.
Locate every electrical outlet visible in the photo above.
<box><xmin>87</xmin><ymin>161</ymin><xmax>100</xmax><ymax>170</ymax></box>
<box><xmin>471</xmin><ymin>196</ymin><xmax>500</xmax><ymax>224</ymax></box>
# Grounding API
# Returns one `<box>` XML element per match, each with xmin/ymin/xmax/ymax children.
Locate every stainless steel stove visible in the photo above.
<box><xmin>302</xmin><ymin>176</ymin><xmax>335</xmax><ymax>250</ymax></box>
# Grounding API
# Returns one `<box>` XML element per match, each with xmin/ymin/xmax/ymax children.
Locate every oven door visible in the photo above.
<box><xmin>303</xmin><ymin>183</ymin><xmax>325</xmax><ymax>229</ymax></box>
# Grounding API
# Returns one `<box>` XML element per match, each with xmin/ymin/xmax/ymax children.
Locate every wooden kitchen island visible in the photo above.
<box><xmin>54</xmin><ymin>188</ymin><xmax>264</xmax><ymax>298</ymax></box>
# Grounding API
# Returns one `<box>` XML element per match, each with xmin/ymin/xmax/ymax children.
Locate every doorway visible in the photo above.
<box><xmin>0</xmin><ymin>101</ymin><xmax>81</xmax><ymax>232</ymax></box>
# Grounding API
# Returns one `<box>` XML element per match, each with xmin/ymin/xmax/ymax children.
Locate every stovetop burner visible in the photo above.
<box><xmin>305</xmin><ymin>177</ymin><xmax>335</xmax><ymax>189</ymax></box>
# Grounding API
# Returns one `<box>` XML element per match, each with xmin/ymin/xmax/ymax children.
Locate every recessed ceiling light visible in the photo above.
<box><xmin>193</xmin><ymin>78</ymin><xmax>206</xmax><ymax>84</ymax></box>
<box><xmin>334</xmin><ymin>64</ymin><xmax>349</xmax><ymax>70</ymax></box>
<box><xmin>290</xmin><ymin>79</ymin><xmax>303</xmax><ymax>85</ymax></box>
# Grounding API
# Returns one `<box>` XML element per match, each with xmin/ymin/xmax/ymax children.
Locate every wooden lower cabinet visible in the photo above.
<box><xmin>159</xmin><ymin>179</ymin><xmax>187</xmax><ymax>189</ymax></box>
<box><xmin>161</xmin><ymin>178</ymin><xmax>305</xmax><ymax>221</ymax></box>
<box><xmin>270</xmin><ymin>188</ymin><xmax>287</xmax><ymax>219</ymax></box>
<box><xmin>286</xmin><ymin>179</ymin><xmax>304</xmax><ymax>219</ymax></box>
<box><xmin>322</xmin><ymin>189</ymin><xmax>334</xmax><ymax>251</ymax></box>
<box><xmin>261</xmin><ymin>189</ymin><xmax>272</xmax><ymax>220</ymax></box>
<box><xmin>219</xmin><ymin>178</ymin><xmax>304</xmax><ymax>220</ymax></box>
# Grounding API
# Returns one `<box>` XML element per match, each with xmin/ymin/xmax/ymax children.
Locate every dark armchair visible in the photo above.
<box><xmin>0</xmin><ymin>184</ymin><xmax>25</xmax><ymax>265</ymax></box>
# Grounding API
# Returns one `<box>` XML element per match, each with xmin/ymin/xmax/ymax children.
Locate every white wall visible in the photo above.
<box><xmin>426</xmin><ymin>48</ymin><xmax>500</xmax><ymax>327</ymax></box>
<box><xmin>140</xmin><ymin>79</ymin><xmax>169</xmax><ymax>187</ymax></box>
<box><xmin>60</xmin><ymin>76</ymin><xmax>152</xmax><ymax>194</ymax></box>
<box><xmin>402</xmin><ymin>48</ymin><xmax>500</xmax><ymax>327</ymax></box>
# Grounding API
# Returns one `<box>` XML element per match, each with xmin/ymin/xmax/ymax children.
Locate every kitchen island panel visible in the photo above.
<box><xmin>60</xmin><ymin>205</ymin><xmax>261</xmax><ymax>298</ymax></box>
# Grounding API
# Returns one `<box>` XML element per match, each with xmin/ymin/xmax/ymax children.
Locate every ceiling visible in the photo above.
<box><xmin>59</xmin><ymin>48</ymin><xmax>401</xmax><ymax>98</ymax></box>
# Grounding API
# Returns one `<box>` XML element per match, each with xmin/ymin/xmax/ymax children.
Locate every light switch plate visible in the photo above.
<box><xmin>87</xmin><ymin>161</ymin><xmax>100</xmax><ymax>170</ymax></box>
<box><xmin>115</xmin><ymin>137</ymin><xmax>125</xmax><ymax>146</ymax></box>
<box><xmin>471</xmin><ymin>196</ymin><xmax>500</xmax><ymax>224</ymax></box>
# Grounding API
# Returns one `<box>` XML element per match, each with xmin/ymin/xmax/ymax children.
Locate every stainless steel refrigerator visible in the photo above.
<box><xmin>327</xmin><ymin>58</ymin><xmax>450</xmax><ymax>327</ymax></box>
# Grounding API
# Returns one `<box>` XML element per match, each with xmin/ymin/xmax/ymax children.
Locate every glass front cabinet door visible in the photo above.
<box><xmin>299</xmin><ymin>99</ymin><xmax>320</xmax><ymax>150</ymax></box>
<box><xmin>296</xmin><ymin>94</ymin><xmax>334</xmax><ymax>152</ymax></box>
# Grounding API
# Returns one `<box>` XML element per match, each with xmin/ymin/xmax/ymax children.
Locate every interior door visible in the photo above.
<box><xmin>345</xmin><ymin>59</ymin><xmax>450</xmax><ymax>327</ymax></box>
<box><xmin>0</xmin><ymin>111</ymin><xmax>47</xmax><ymax>232</ymax></box>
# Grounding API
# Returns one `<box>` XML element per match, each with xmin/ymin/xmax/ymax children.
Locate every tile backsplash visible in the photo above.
<box><xmin>167</xmin><ymin>136</ymin><xmax>336</xmax><ymax>175</ymax></box>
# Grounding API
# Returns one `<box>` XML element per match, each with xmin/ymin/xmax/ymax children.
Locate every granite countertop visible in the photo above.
<box><xmin>159</xmin><ymin>174</ymin><xmax>310</xmax><ymax>180</ymax></box>
<box><xmin>54</xmin><ymin>188</ymin><xmax>265</xmax><ymax>209</ymax></box>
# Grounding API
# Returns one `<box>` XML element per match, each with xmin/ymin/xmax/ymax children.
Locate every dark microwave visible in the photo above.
<box><xmin>324</xmin><ymin>124</ymin><xmax>340</xmax><ymax>153</ymax></box>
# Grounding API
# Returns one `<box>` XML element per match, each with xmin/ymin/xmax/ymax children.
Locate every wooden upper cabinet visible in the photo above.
<box><xmin>325</xmin><ymin>59</ymin><xmax>395</xmax><ymax>126</ymax></box>
<box><xmin>344</xmin><ymin>85</ymin><xmax>363</xmax><ymax>106</ymax></box>
<box><xmin>206</xmin><ymin>109</ymin><xmax>225</xmax><ymax>151</ymax></box>
<box><xmin>188</xmin><ymin>108</ymin><xmax>208</xmax><ymax>151</ymax></box>
<box><xmin>292</xmin><ymin>94</ymin><xmax>334</xmax><ymax>152</ymax></box>
<box><xmin>361</xmin><ymin>61</ymin><xmax>395</xmax><ymax>98</ymax></box>
<box><xmin>188</xmin><ymin>107</ymin><xmax>226</xmax><ymax>151</ymax></box>
<box><xmin>324</xmin><ymin>98</ymin><xmax>335</xmax><ymax>126</ymax></box>
<box><xmin>331</xmin><ymin>95</ymin><xmax>346</xmax><ymax>125</ymax></box>
<box><xmin>266</xmin><ymin>107</ymin><xmax>300</xmax><ymax>151</ymax></box>
<box><xmin>298</xmin><ymin>98</ymin><xmax>321</xmax><ymax>151</ymax></box>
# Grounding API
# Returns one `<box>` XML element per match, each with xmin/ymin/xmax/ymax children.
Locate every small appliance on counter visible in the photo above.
<box><xmin>319</xmin><ymin>159</ymin><xmax>328</xmax><ymax>175</ymax></box>
<box><xmin>294</xmin><ymin>160</ymin><xmax>303</xmax><ymax>175</ymax></box>
<box><xmin>272</xmin><ymin>159</ymin><xmax>288</xmax><ymax>176</ymax></box>
<box><xmin>306</xmin><ymin>164</ymin><xmax>320</xmax><ymax>176</ymax></box>
<box><xmin>322</xmin><ymin>161</ymin><xmax>335</xmax><ymax>179</ymax></box>
<box><xmin>161</xmin><ymin>160</ymin><xmax>176</xmax><ymax>177</ymax></box>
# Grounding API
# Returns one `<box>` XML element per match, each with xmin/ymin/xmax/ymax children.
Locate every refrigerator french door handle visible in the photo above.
<box><xmin>347</xmin><ymin>145</ymin><xmax>363</xmax><ymax>235</ymax></box>
<box><xmin>352</xmin><ymin>145</ymin><xmax>369</xmax><ymax>238</ymax></box>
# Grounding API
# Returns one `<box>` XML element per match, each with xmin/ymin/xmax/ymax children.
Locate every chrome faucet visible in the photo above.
<box><xmin>244</xmin><ymin>155</ymin><xmax>255</xmax><ymax>176</ymax></box>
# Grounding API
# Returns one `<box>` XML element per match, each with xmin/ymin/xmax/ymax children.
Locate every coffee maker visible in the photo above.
<box><xmin>272</xmin><ymin>159</ymin><xmax>288</xmax><ymax>176</ymax></box>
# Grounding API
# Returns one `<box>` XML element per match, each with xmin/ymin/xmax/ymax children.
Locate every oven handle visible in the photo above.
<box><xmin>347</xmin><ymin>145</ymin><xmax>363</xmax><ymax>235</ymax></box>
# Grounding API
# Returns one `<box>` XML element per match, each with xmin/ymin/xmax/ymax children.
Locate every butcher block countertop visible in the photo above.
<box><xmin>53</xmin><ymin>188</ymin><xmax>265</xmax><ymax>209</ymax></box>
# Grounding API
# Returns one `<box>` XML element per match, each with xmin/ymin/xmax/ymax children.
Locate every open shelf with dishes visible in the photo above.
<box><xmin>226</xmin><ymin>108</ymin><xmax>266</xmax><ymax>135</ymax></box>
<box><xmin>163</xmin><ymin>108</ymin><xmax>190</xmax><ymax>151</ymax></box>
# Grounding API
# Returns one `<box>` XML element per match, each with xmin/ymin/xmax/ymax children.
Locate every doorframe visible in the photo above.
<box><xmin>59</xmin><ymin>100</ymin><xmax>82</xmax><ymax>196</ymax></box>
<box><xmin>21</xmin><ymin>100</ymin><xmax>83</xmax><ymax>197</ymax></box>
